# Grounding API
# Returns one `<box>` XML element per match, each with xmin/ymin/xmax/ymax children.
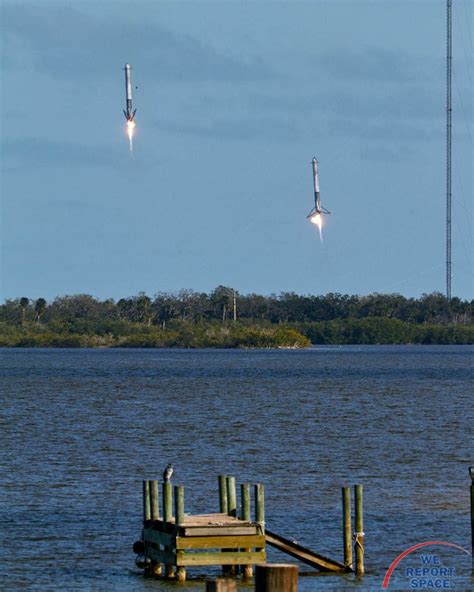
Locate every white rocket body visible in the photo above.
<box><xmin>307</xmin><ymin>156</ymin><xmax>330</xmax><ymax>219</ymax></box>
<box><xmin>124</xmin><ymin>63</ymin><xmax>137</xmax><ymax>121</ymax></box>
<box><xmin>312</xmin><ymin>158</ymin><xmax>321</xmax><ymax>212</ymax></box>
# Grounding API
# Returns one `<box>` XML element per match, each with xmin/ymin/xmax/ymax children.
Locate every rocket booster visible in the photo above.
<box><xmin>123</xmin><ymin>63</ymin><xmax>137</xmax><ymax>122</ymax></box>
<box><xmin>312</xmin><ymin>158</ymin><xmax>322</xmax><ymax>212</ymax></box>
<box><xmin>308</xmin><ymin>157</ymin><xmax>330</xmax><ymax>218</ymax></box>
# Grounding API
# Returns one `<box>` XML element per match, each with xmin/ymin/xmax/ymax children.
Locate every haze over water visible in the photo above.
<box><xmin>1</xmin><ymin>346</ymin><xmax>472</xmax><ymax>590</ymax></box>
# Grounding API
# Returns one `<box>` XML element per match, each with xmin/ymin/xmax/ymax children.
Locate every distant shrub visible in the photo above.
<box><xmin>117</xmin><ymin>331</ymin><xmax>178</xmax><ymax>348</ymax></box>
<box><xmin>49</xmin><ymin>335</ymin><xmax>83</xmax><ymax>348</ymax></box>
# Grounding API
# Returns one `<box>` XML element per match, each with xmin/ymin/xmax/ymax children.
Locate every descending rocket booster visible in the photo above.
<box><xmin>307</xmin><ymin>157</ymin><xmax>330</xmax><ymax>223</ymax></box>
<box><xmin>123</xmin><ymin>63</ymin><xmax>137</xmax><ymax>122</ymax></box>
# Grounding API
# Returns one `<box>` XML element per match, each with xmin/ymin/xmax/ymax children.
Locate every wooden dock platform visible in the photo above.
<box><xmin>135</xmin><ymin>478</ymin><xmax>266</xmax><ymax>581</ymax></box>
<box><xmin>144</xmin><ymin>513</ymin><xmax>266</xmax><ymax>568</ymax></box>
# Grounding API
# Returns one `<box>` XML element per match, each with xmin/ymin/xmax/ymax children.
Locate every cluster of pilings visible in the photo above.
<box><xmin>134</xmin><ymin>475</ymin><xmax>366</xmax><ymax>589</ymax></box>
<box><xmin>132</xmin><ymin>467</ymin><xmax>474</xmax><ymax>589</ymax></box>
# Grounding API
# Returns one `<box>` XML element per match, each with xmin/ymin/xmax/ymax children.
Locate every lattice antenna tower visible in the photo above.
<box><xmin>446</xmin><ymin>0</ymin><xmax>452</xmax><ymax>300</ymax></box>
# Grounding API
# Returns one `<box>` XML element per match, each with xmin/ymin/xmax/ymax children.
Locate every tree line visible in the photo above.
<box><xmin>0</xmin><ymin>289</ymin><xmax>472</xmax><ymax>346</ymax></box>
<box><xmin>1</xmin><ymin>288</ymin><xmax>472</xmax><ymax>326</ymax></box>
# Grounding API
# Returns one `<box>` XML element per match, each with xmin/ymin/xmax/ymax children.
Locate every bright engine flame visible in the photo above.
<box><xmin>309</xmin><ymin>213</ymin><xmax>323</xmax><ymax>241</ymax></box>
<box><xmin>126</xmin><ymin>120</ymin><xmax>136</xmax><ymax>151</ymax></box>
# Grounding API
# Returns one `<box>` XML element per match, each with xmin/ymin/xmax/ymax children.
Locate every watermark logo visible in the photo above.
<box><xmin>382</xmin><ymin>541</ymin><xmax>470</xmax><ymax>589</ymax></box>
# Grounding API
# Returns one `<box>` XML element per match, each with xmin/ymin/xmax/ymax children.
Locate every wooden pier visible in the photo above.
<box><xmin>133</xmin><ymin>474</ymin><xmax>362</xmax><ymax>584</ymax></box>
<box><xmin>135</xmin><ymin>476</ymin><xmax>266</xmax><ymax>582</ymax></box>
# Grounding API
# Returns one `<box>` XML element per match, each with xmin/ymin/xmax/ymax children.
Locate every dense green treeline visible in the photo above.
<box><xmin>1</xmin><ymin>289</ymin><xmax>472</xmax><ymax>325</ymax></box>
<box><xmin>0</xmin><ymin>289</ymin><xmax>472</xmax><ymax>346</ymax></box>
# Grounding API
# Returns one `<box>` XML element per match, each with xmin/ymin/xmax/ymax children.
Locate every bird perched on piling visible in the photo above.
<box><xmin>163</xmin><ymin>463</ymin><xmax>174</xmax><ymax>482</ymax></box>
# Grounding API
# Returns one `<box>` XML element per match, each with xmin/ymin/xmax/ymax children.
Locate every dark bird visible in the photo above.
<box><xmin>163</xmin><ymin>463</ymin><xmax>174</xmax><ymax>482</ymax></box>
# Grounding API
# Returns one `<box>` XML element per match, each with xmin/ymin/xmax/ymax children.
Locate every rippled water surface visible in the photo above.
<box><xmin>1</xmin><ymin>346</ymin><xmax>473</xmax><ymax>591</ymax></box>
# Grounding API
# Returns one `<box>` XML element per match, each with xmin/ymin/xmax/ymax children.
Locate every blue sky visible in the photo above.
<box><xmin>1</xmin><ymin>0</ymin><xmax>472</xmax><ymax>301</ymax></box>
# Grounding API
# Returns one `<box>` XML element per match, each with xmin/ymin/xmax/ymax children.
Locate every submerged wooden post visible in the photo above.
<box><xmin>142</xmin><ymin>480</ymin><xmax>151</xmax><ymax>524</ymax></box>
<box><xmin>342</xmin><ymin>486</ymin><xmax>353</xmax><ymax>570</ymax></box>
<box><xmin>241</xmin><ymin>483</ymin><xmax>253</xmax><ymax>578</ymax></box>
<box><xmin>174</xmin><ymin>485</ymin><xmax>186</xmax><ymax>582</ymax></box>
<box><xmin>162</xmin><ymin>481</ymin><xmax>175</xmax><ymax>578</ymax></box>
<box><xmin>219</xmin><ymin>475</ymin><xmax>229</xmax><ymax>514</ymax></box>
<box><xmin>227</xmin><ymin>476</ymin><xmax>237</xmax><ymax>517</ymax></box>
<box><xmin>255</xmin><ymin>564</ymin><xmax>298</xmax><ymax>592</ymax></box>
<box><xmin>206</xmin><ymin>579</ymin><xmax>237</xmax><ymax>592</ymax></box>
<box><xmin>354</xmin><ymin>484</ymin><xmax>364</xmax><ymax>576</ymax></box>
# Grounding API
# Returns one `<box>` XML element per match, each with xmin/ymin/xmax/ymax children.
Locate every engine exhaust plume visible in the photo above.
<box><xmin>126</xmin><ymin>120</ymin><xmax>136</xmax><ymax>152</ymax></box>
<box><xmin>309</xmin><ymin>212</ymin><xmax>323</xmax><ymax>241</ymax></box>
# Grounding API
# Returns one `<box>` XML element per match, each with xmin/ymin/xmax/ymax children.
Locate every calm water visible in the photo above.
<box><xmin>1</xmin><ymin>346</ymin><xmax>473</xmax><ymax>591</ymax></box>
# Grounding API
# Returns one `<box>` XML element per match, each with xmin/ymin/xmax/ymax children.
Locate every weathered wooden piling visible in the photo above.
<box><xmin>142</xmin><ymin>480</ymin><xmax>151</xmax><ymax>523</ymax></box>
<box><xmin>206</xmin><ymin>578</ymin><xmax>237</xmax><ymax>592</ymax></box>
<box><xmin>470</xmin><ymin>467</ymin><xmax>474</xmax><ymax>567</ymax></box>
<box><xmin>175</xmin><ymin>485</ymin><xmax>185</xmax><ymax>525</ymax></box>
<box><xmin>354</xmin><ymin>484</ymin><xmax>364</xmax><ymax>576</ymax></box>
<box><xmin>226</xmin><ymin>476</ymin><xmax>237</xmax><ymax>518</ymax></box>
<box><xmin>342</xmin><ymin>486</ymin><xmax>353</xmax><ymax>569</ymax></box>
<box><xmin>219</xmin><ymin>475</ymin><xmax>229</xmax><ymax>514</ymax></box>
<box><xmin>241</xmin><ymin>483</ymin><xmax>251</xmax><ymax>521</ymax></box>
<box><xmin>241</xmin><ymin>483</ymin><xmax>253</xmax><ymax>579</ymax></box>
<box><xmin>225</xmin><ymin>476</ymin><xmax>237</xmax><ymax>575</ymax></box>
<box><xmin>218</xmin><ymin>476</ymin><xmax>233</xmax><ymax>574</ymax></box>
<box><xmin>255</xmin><ymin>564</ymin><xmax>298</xmax><ymax>592</ymax></box>
<box><xmin>150</xmin><ymin>480</ymin><xmax>159</xmax><ymax>520</ymax></box>
<box><xmin>162</xmin><ymin>481</ymin><xmax>175</xmax><ymax>578</ymax></box>
<box><xmin>149</xmin><ymin>480</ymin><xmax>162</xmax><ymax>576</ymax></box>
<box><xmin>255</xmin><ymin>484</ymin><xmax>265</xmax><ymax>532</ymax></box>
<box><xmin>163</xmin><ymin>481</ymin><xmax>173</xmax><ymax>521</ymax></box>
<box><xmin>174</xmin><ymin>485</ymin><xmax>186</xmax><ymax>581</ymax></box>
<box><xmin>141</xmin><ymin>480</ymin><xmax>151</xmax><ymax>576</ymax></box>
<box><xmin>254</xmin><ymin>482</ymin><xmax>265</xmax><ymax>575</ymax></box>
